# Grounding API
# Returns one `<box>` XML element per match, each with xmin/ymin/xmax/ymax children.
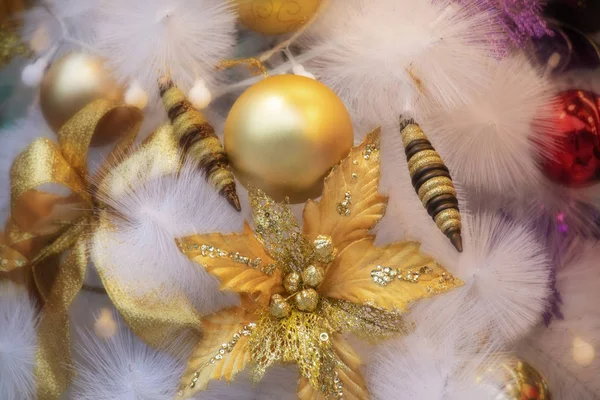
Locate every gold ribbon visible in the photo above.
<box><xmin>0</xmin><ymin>100</ymin><xmax>201</xmax><ymax>399</ymax></box>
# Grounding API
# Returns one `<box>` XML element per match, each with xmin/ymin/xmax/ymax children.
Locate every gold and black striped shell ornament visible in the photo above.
<box><xmin>159</xmin><ymin>77</ymin><xmax>241</xmax><ymax>211</ymax></box>
<box><xmin>399</xmin><ymin>118</ymin><xmax>463</xmax><ymax>252</ymax></box>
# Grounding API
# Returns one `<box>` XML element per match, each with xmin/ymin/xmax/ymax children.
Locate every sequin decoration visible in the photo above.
<box><xmin>183</xmin><ymin>323</ymin><xmax>256</xmax><ymax>392</ymax></box>
<box><xmin>182</xmin><ymin>242</ymin><xmax>275</xmax><ymax>275</ymax></box>
<box><xmin>336</xmin><ymin>192</ymin><xmax>352</xmax><ymax>216</ymax></box>
<box><xmin>371</xmin><ymin>264</ymin><xmax>457</xmax><ymax>294</ymax></box>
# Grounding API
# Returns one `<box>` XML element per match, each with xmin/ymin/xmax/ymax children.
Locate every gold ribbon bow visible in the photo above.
<box><xmin>0</xmin><ymin>100</ymin><xmax>201</xmax><ymax>399</ymax></box>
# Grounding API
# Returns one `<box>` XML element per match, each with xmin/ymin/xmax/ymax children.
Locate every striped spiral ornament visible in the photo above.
<box><xmin>159</xmin><ymin>77</ymin><xmax>241</xmax><ymax>211</ymax></box>
<box><xmin>400</xmin><ymin>118</ymin><xmax>463</xmax><ymax>252</ymax></box>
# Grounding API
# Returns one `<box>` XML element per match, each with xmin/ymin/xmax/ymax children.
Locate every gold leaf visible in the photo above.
<box><xmin>321</xmin><ymin>298</ymin><xmax>409</xmax><ymax>342</ymax></box>
<box><xmin>178</xmin><ymin>301</ymin><xmax>257</xmax><ymax>398</ymax></box>
<box><xmin>297</xmin><ymin>335</ymin><xmax>370</xmax><ymax>400</ymax></box>
<box><xmin>320</xmin><ymin>238</ymin><xmax>462</xmax><ymax>312</ymax></box>
<box><xmin>303</xmin><ymin>128</ymin><xmax>387</xmax><ymax>254</ymax></box>
<box><xmin>178</xmin><ymin>223</ymin><xmax>282</xmax><ymax>307</ymax></box>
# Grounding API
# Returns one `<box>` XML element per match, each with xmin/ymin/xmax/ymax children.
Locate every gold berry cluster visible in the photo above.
<box><xmin>269</xmin><ymin>235</ymin><xmax>336</xmax><ymax>317</ymax></box>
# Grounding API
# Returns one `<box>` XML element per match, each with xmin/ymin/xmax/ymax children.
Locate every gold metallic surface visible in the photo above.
<box><xmin>269</xmin><ymin>294</ymin><xmax>291</xmax><ymax>318</ymax></box>
<box><xmin>301</xmin><ymin>264</ymin><xmax>324</xmax><ymax>287</ymax></box>
<box><xmin>40</xmin><ymin>53</ymin><xmax>123</xmax><ymax>135</ymax></box>
<box><xmin>224</xmin><ymin>74</ymin><xmax>353</xmax><ymax>203</ymax></box>
<box><xmin>478</xmin><ymin>356</ymin><xmax>551</xmax><ymax>399</ymax></box>
<box><xmin>408</xmin><ymin>154</ymin><xmax>444</xmax><ymax>177</ymax></box>
<box><xmin>294</xmin><ymin>288</ymin><xmax>319</xmax><ymax>312</ymax></box>
<box><xmin>159</xmin><ymin>78</ymin><xmax>240</xmax><ymax>211</ymax></box>
<box><xmin>400</xmin><ymin>121</ymin><xmax>463</xmax><ymax>252</ymax></box>
<box><xmin>417</xmin><ymin>176</ymin><xmax>455</xmax><ymax>202</ymax></box>
<box><xmin>235</xmin><ymin>0</ymin><xmax>321</xmax><ymax>35</ymax></box>
<box><xmin>400</xmin><ymin>123</ymin><xmax>427</xmax><ymax>147</ymax></box>
<box><xmin>283</xmin><ymin>271</ymin><xmax>301</xmax><ymax>293</ymax></box>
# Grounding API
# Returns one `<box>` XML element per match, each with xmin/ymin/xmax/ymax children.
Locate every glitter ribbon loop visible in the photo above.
<box><xmin>0</xmin><ymin>100</ymin><xmax>203</xmax><ymax>400</ymax></box>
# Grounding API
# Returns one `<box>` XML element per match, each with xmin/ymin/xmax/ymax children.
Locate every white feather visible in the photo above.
<box><xmin>92</xmin><ymin>160</ymin><xmax>244</xmax><ymax>314</ymax></box>
<box><xmin>421</xmin><ymin>54</ymin><xmax>557</xmax><ymax>195</ymax></box>
<box><xmin>0</xmin><ymin>282</ymin><xmax>38</xmax><ymax>400</ymax></box>
<box><xmin>518</xmin><ymin>241</ymin><xmax>600</xmax><ymax>399</ymax></box>
<box><xmin>94</xmin><ymin>0</ymin><xmax>236</xmax><ymax>108</ymax></box>
<box><xmin>303</xmin><ymin>0</ymin><xmax>499</xmax><ymax>127</ymax></box>
<box><xmin>411</xmin><ymin>212</ymin><xmax>551</xmax><ymax>346</ymax></box>
<box><xmin>366</xmin><ymin>330</ymin><xmax>502</xmax><ymax>400</ymax></box>
<box><xmin>0</xmin><ymin>108</ymin><xmax>53</xmax><ymax>226</ymax></box>
<box><xmin>72</xmin><ymin>314</ymin><xmax>193</xmax><ymax>400</ymax></box>
<box><xmin>22</xmin><ymin>2</ymin><xmax>101</xmax><ymax>55</ymax></box>
<box><xmin>196</xmin><ymin>366</ymin><xmax>298</xmax><ymax>400</ymax></box>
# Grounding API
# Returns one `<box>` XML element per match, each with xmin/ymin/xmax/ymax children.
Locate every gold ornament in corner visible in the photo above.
<box><xmin>176</xmin><ymin>128</ymin><xmax>462</xmax><ymax>399</ymax></box>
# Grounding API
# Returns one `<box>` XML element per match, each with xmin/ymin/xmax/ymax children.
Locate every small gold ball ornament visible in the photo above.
<box><xmin>301</xmin><ymin>265</ymin><xmax>325</xmax><ymax>287</ymax></box>
<box><xmin>295</xmin><ymin>288</ymin><xmax>319</xmax><ymax>312</ymax></box>
<box><xmin>235</xmin><ymin>0</ymin><xmax>321</xmax><ymax>35</ymax></box>
<box><xmin>313</xmin><ymin>235</ymin><xmax>336</xmax><ymax>264</ymax></box>
<box><xmin>40</xmin><ymin>53</ymin><xmax>123</xmax><ymax>134</ymax></box>
<box><xmin>269</xmin><ymin>294</ymin><xmax>291</xmax><ymax>318</ymax></box>
<box><xmin>283</xmin><ymin>271</ymin><xmax>301</xmax><ymax>293</ymax></box>
<box><xmin>224</xmin><ymin>75</ymin><xmax>354</xmax><ymax>203</ymax></box>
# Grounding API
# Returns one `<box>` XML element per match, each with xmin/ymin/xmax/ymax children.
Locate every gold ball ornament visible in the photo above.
<box><xmin>301</xmin><ymin>265</ymin><xmax>325</xmax><ymax>287</ymax></box>
<box><xmin>478</xmin><ymin>356</ymin><xmax>551</xmax><ymax>400</ymax></box>
<box><xmin>224</xmin><ymin>75</ymin><xmax>354</xmax><ymax>203</ymax></box>
<box><xmin>40</xmin><ymin>53</ymin><xmax>124</xmax><ymax>142</ymax></box>
<box><xmin>294</xmin><ymin>288</ymin><xmax>319</xmax><ymax>312</ymax></box>
<box><xmin>235</xmin><ymin>0</ymin><xmax>321</xmax><ymax>35</ymax></box>
<box><xmin>283</xmin><ymin>271</ymin><xmax>301</xmax><ymax>293</ymax></box>
<box><xmin>269</xmin><ymin>294</ymin><xmax>291</xmax><ymax>318</ymax></box>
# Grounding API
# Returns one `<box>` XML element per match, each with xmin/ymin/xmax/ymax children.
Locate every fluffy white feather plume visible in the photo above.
<box><xmin>421</xmin><ymin>54</ymin><xmax>556</xmax><ymax>195</ymax></box>
<box><xmin>411</xmin><ymin>212</ymin><xmax>551</xmax><ymax>345</ymax></box>
<box><xmin>0</xmin><ymin>108</ymin><xmax>53</xmax><ymax>225</ymax></box>
<box><xmin>518</xmin><ymin>241</ymin><xmax>600</xmax><ymax>400</ymax></box>
<box><xmin>366</xmin><ymin>330</ymin><xmax>501</xmax><ymax>400</ymax></box>
<box><xmin>92</xmin><ymin>159</ymin><xmax>243</xmax><ymax>313</ymax></box>
<box><xmin>0</xmin><ymin>282</ymin><xmax>38</xmax><ymax>400</ymax></box>
<box><xmin>303</xmin><ymin>0</ymin><xmax>499</xmax><ymax>126</ymax></box>
<box><xmin>22</xmin><ymin>1</ymin><xmax>101</xmax><ymax>55</ymax></box>
<box><xmin>94</xmin><ymin>0</ymin><xmax>236</xmax><ymax>107</ymax></box>
<box><xmin>72</xmin><ymin>314</ymin><xmax>192</xmax><ymax>400</ymax></box>
<box><xmin>196</xmin><ymin>366</ymin><xmax>298</xmax><ymax>400</ymax></box>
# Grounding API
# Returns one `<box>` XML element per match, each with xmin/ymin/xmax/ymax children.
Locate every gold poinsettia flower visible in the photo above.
<box><xmin>176</xmin><ymin>128</ymin><xmax>462</xmax><ymax>399</ymax></box>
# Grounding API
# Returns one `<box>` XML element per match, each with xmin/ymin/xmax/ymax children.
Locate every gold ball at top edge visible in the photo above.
<box><xmin>235</xmin><ymin>0</ymin><xmax>322</xmax><ymax>36</ymax></box>
<box><xmin>224</xmin><ymin>74</ymin><xmax>354</xmax><ymax>203</ymax></box>
<box><xmin>40</xmin><ymin>53</ymin><xmax>123</xmax><ymax>136</ymax></box>
<box><xmin>295</xmin><ymin>288</ymin><xmax>319</xmax><ymax>312</ymax></box>
<box><xmin>479</xmin><ymin>356</ymin><xmax>551</xmax><ymax>400</ymax></box>
<box><xmin>302</xmin><ymin>265</ymin><xmax>325</xmax><ymax>287</ymax></box>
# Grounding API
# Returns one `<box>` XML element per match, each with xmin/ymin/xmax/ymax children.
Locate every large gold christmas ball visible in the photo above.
<box><xmin>478</xmin><ymin>356</ymin><xmax>551</xmax><ymax>399</ymax></box>
<box><xmin>235</xmin><ymin>0</ymin><xmax>321</xmax><ymax>35</ymax></box>
<box><xmin>224</xmin><ymin>75</ymin><xmax>353</xmax><ymax>203</ymax></box>
<box><xmin>40</xmin><ymin>53</ymin><xmax>123</xmax><ymax>134</ymax></box>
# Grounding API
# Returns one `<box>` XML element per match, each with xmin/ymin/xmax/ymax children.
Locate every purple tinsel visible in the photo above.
<box><xmin>455</xmin><ymin>0</ymin><xmax>553</xmax><ymax>56</ymax></box>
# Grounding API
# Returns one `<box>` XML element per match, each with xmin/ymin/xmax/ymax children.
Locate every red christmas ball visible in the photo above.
<box><xmin>541</xmin><ymin>89</ymin><xmax>600</xmax><ymax>185</ymax></box>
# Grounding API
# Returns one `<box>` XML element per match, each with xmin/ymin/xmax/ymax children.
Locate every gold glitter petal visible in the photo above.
<box><xmin>320</xmin><ymin>238</ymin><xmax>462</xmax><ymax>312</ymax></box>
<box><xmin>178</xmin><ymin>223</ymin><xmax>281</xmax><ymax>307</ymax></box>
<box><xmin>303</xmin><ymin>128</ymin><xmax>387</xmax><ymax>253</ymax></box>
<box><xmin>178</xmin><ymin>300</ymin><xmax>257</xmax><ymax>398</ymax></box>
